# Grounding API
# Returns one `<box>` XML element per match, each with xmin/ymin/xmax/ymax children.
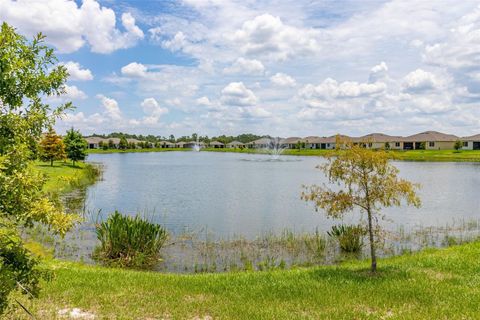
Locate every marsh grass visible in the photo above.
<box><xmin>92</xmin><ymin>211</ymin><xmax>168</xmax><ymax>269</ymax></box>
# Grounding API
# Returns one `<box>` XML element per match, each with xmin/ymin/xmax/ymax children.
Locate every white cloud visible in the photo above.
<box><xmin>233</xmin><ymin>13</ymin><xmax>319</xmax><ymax>61</ymax></box>
<box><xmin>223</xmin><ymin>58</ymin><xmax>265</xmax><ymax>75</ymax></box>
<box><xmin>161</xmin><ymin>31</ymin><xmax>187</xmax><ymax>52</ymax></box>
<box><xmin>121</xmin><ymin>62</ymin><xmax>147</xmax><ymax>78</ymax></box>
<box><xmin>97</xmin><ymin>94</ymin><xmax>122</xmax><ymax>120</ymax></box>
<box><xmin>61</xmin><ymin>61</ymin><xmax>93</xmax><ymax>81</ymax></box>
<box><xmin>141</xmin><ymin>98</ymin><xmax>169</xmax><ymax>117</ymax></box>
<box><xmin>299</xmin><ymin>78</ymin><xmax>386</xmax><ymax>101</ymax></box>
<box><xmin>63</xmin><ymin>85</ymin><xmax>87</xmax><ymax>100</ymax></box>
<box><xmin>402</xmin><ymin>69</ymin><xmax>442</xmax><ymax>92</ymax></box>
<box><xmin>196</xmin><ymin>96</ymin><xmax>212</xmax><ymax>106</ymax></box>
<box><xmin>0</xmin><ymin>0</ymin><xmax>143</xmax><ymax>53</ymax></box>
<box><xmin>270</xmin><ymin>73</ymin><xmax>296</xmax><ymax>87</ymax></box>
<box><xmin>221</xmin><ymin>82</ymin><xmax>258</xmax><ymax>106</ymax></box>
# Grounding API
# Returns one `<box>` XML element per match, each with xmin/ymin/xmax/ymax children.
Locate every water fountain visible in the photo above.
<box><xmin>193</xmin><ymin>136</ymin><xmax>201</xmax><ymax>152</ymax></box>
<box><xmin>265</xmin><ymin>137</ymin><xmax>286</xmax><ymax>160</ymax></box>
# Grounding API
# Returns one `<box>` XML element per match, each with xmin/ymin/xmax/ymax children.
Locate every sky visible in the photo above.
<box><xmin>1</xmin><ymin>0</ymin><xmax>480</xmax><ymax>137</ymax></box>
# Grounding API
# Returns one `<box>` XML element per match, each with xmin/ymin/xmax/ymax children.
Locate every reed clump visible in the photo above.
<box><xmin>93</xmin><ymin>211</ymin><xmax>168</xmax><ymax>269</ymax></box>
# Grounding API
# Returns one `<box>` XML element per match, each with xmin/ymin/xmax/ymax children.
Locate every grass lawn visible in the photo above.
<box><xmin>87</xmin><ymin>147</ymin><xmax>189</xmax><ymax>154</ymax></box>
<box><xmin>90</xmin><ymin>147</ymin><xmax>480</xmax><ymax>162</ymax></box>
<box><xmin>8</xmin><ymin>242</ymin><xmax>480</xmax><ymax>319</ymax></box>
<box><xmin>35</xmin><ymin>160</ymin><xmax>99</xmax><ymax>194</ymax></box>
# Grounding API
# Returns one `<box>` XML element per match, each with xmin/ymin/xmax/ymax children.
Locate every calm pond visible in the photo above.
<box><xmin>83</xmin><ymin>151</ymin><xmax>480</xmax><ymax>238</ymax></box>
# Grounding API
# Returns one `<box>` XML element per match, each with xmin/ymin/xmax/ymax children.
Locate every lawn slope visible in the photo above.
<box><xmin>9</xmin><ymin>242</ymin><xmax>480</xmax><ymax>319</ymax></box>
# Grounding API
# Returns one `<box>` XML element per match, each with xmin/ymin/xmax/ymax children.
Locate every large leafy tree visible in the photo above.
<box><xmin>0</xmin><ymin>23</ymin><xmax>76</xmax><ymax>314</ymax></box>
<box><xmin>302</xmin><ymin>143</ymin><xmax>421</xmax><ymax>272</ymax></box>
<box><xmin>39</xmin><ymin>127</ymin><xmax>66</xmax><ymax>166</ymax></box>
<box><xmin>63</xmin><ymin>127</ymin><xmax>87</xmax><ymax>165</ymax></box>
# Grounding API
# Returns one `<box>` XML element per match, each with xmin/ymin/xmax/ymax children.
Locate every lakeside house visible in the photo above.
<box><xmin>158</xmin><ymin>141</ymin><xmax>176</xmax><ymax>148</ymax></box>
<box><xmin>400</xmin><ymin>131</ymin><xmax>459</xmax><ymax>150</ymax></box>
<box><xmin>85</xmin><ymin>137</ymin><xmax>144</xmax><ymax>149</ymax></box>
<box><xmin>462</xmin><ymin>134</ymin><xmax>480</xmax><ymax>150</ymax></box>
<box><xmin>353</xmin><ymin>133</ymin><xmax>404</xmax><ymax>150</ymax></box>
<box><xmin>246</xmin><ymin>137</ymin><xmax>274</xmax><ymax>149</ymax></box>
<box><xmin>280</xmin><ymin>137</ymin><xmax>304</xmax><ymax>149</ymax></box>
<box><xmin>226</xmin><ymin>141</ymin><xmax>246</xmax><ymax>148</ymax></box>
<box><xmin>209</xmin><ymin>141</ymin><xmax>225</xmax><ymax>148</ymax></box>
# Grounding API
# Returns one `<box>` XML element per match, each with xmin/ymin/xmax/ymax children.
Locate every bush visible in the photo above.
<box><xmin>327</xmin><ymin>224</ymin><xmax>365</xmax><ymax>253</ymax></box>
<box><xmin>93</xmin><ymin>211</ymin><xmax>168</xmax><ymax>269</ymax></box>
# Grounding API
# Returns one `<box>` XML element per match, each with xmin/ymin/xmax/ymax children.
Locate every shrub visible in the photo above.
<box><xmin>93</xmin><ymin>211</ymin><xmax>168</xmax><ymax>269</ymax></box>
<box><xmin>327</xmin><ymin>224</ymin><xmax>365</xmax><ymax>253</ymax></box>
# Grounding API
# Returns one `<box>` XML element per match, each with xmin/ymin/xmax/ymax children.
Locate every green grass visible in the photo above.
<box><xmin>89</xmin><ymin>147</ymin><xmax>480</xmax><ymax>162</ymax></box>
<box><xmin>87</xmin><ymin>147</ymin><xmax>189</xmax><ymax>154</ymax></box>
<box><xmin>8</xmin><ymin>241</ymin><xmax>480</xmax><ymax>319</ymax></box>
<box><xmin>35</xmin><ymin>160</ymin><xmax>99</xmax><ymax>194</ymax></box>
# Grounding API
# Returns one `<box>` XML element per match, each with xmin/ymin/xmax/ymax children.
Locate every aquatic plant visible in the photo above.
<box><xmin>93</xmin><ymin>211</ymin><xmax>168</xmax><ymax>269</ymax></box>
<box><xmin>327</xmin><ymin>224</ymin><xmax>365</xmax><ymax>253</ymax></box>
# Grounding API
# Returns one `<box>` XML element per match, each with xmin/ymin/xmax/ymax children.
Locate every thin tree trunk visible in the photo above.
<box><xmin>50</xmin><ymin>159</ymin><xmax>53</xmax><ymax>167</ymax></box>
<box><xmin>367</xmin><ymin>208</ymin><xmax>377</xmax><ymax>272</ymax></box>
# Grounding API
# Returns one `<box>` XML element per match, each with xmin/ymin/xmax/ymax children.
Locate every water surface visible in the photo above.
<box><xmin>84</xmin><ymin>152</ymin><xmax>480</xmax><ymax>238</ymax></box>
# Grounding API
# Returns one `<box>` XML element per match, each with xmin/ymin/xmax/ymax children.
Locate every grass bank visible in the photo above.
<box><xmin>8</xmin><ymin>241</ymin><xmax>480</xmax><ymax>319</ymax></box>
<box><xmin>35</xmin><ymin>161</ymin><xmax>100</xmax><ymax>194</ymax></box>
<box><xmin>204</xmin><ymin>148</ymin><xmax>480</xmax><ymax>162</ymax></box>
<box><xmin>88</xmin><ymin>147</ymin><xmax>480</xmax><ymax>162</ymax></box>
<box><xmin>87</xmin><ymin>147</ymin><xmax>189</xmax><ymax>154</ymax></box>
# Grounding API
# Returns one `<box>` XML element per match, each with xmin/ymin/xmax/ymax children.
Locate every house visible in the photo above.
<box><xmin>181</xmin><ymin>141</ymin><xmax>206</xmax><ymax>148</ymax></box>
<box><xmin>246</xmin><ymin>137</ymin><xmax>272</xmax><ymax>149</ymax></box>
<box><xmin>209</xmin><ymin>141</ymin><xmax>225</xmax><ymax>148</ymax></box>
<box><xmin>462</xmin><ymin>134</ymin><xmax>480</xmax><ymax>150</ymax></box>
<box><xmin>85</xmin><ymin>136</ymin><xmax>104</xmax><ymax>149</ymax></box>
<box><xmin>354</xmin><ymin>133</ymin><xmax>404</xmax><ymax>150</ymax></box>
<box><xmin>226</xmin><ymin>140</ymin><xmax>246</xmax><ymax>148</ymax></box>
<box><xmin>158</xmin><ymin>141</ymin><xmax>176</xmax><ymax>148</ymax></box>
<box><xmin>401</xmin><ymin>131</ymin><xmax>459</xmax><ymax>150</ymax></box>
<box><xmin>281</xmin><ymin>137</ymin><xmax>304</xmax><ymax>149</ymax></box>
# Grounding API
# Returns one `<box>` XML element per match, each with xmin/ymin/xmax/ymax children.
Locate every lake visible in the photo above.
<box><xmin>83</xmin><ymin>151</ymin><xmax>480</xmax><ymax>238</ymax></box>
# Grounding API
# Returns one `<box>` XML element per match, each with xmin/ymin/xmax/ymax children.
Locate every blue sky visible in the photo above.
<box><xmin>1</xmin><ymin>0</ymin><xmax>480</xmax><ymax>137</ymax></box>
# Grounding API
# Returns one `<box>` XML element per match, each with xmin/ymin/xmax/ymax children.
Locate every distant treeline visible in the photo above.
<box><xmin>90</xmin><ymin>133</ymin><xmax>267</xmax><ymax>144</ymax></box>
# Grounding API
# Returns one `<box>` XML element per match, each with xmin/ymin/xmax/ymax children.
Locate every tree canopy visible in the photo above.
<box><xmin>0</xmin><ymin>22</ymin><xmax>76</xmax><ymax>314</ymax></box>
<box><xmin>64</xmin><ymin>127</ymin><xmax>87</xmax><ymax>165</ymax></box>
<box><xmin>302</xmin><ymin>143</ymin><xmax>421</xmax><ymax>272</ymax></box>
<box><xmin>39</xmin><ymin>128</ymin><xmax>66</xmax><ymax>166</ymax></box>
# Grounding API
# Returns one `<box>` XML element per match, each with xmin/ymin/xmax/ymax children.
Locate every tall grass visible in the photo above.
<box><xmin>327</xmin><ymin>224</ymin><xmax>365</xmax><ymax>253</ymax></box>
<box><xmin>93</xmin><ymin>211</ymin><xmax>168</xmax><ymax>269</ymax></box>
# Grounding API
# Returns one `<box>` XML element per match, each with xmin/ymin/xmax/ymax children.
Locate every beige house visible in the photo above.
<box><xmin>85</xmin><ymin>136</ymin><xmax>104</xmax><ymax>149</ymax></box>
<box><xmin>400</xmin><ymin>131</ymin><xmax>459</xmax><ymax>150</ymax></box>
<box><xmin>281</xmin><ymin>137</ymin><xmax>304</xmax><ymax>149</ymax></box>
<box><xmin>209</xmin><ymin>141</ymin><xmax>225</xmax><ymax>148</ymax></box>
<box><xmin>353</xmin><ymin>133</ymin><xmax>404</xmax><ymax>150</ymax></box>
<box><xmin>226</xmin><ymin>140</ymin><xmax>246</xmax><ymax>148</ymax></box>
<box><xmin>246</xmin><ymin>137</ymin><xmax>273</xmax><ymax>149</ymax></box>
<box><xmin>158</xmin><ymin>141</ymin><xmax>176</xmax><ymax>148</ymax></box>
<box><xmin>462</xmin><ymin>134</ymin><xmax>480</xmax><ymax>150</ymax></box>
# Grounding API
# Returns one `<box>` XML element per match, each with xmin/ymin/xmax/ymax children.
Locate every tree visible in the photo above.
<box><xmin>39</xmin><ymin>128</ymin><xmax>66</xmax><ymax>166</ymax></box>
<box><xmin>119</xmin><ymin>136</ymin><xmax>128</xmax><ymax>150</ymax></box>
<box><xmin>63</xmin><ymin>128</ymin><xmax>87</xmax><ymax>166</ymax></box>
<box><xmin>108</xmin><ymin>139</ymin><xmax>115</xmax><ymax>149</ymax></box>
<box><xmin>302</xmin><ymin>143</ymin><xmax>421</xmax><ymax>272</ymax></box>
<box><xmin>384</xmin><ymin>142</ymin><xmax>390</xmax><ymax>150</ymax></box>
<box><xmin>454</xmin><ymin>140</ymin><xmax>463</xmax><ymax>151</ymax></box>
<box><xmin>0</xmin><ymin>23</ymin><xmax>77</xmax><ymax>314</ymax></box>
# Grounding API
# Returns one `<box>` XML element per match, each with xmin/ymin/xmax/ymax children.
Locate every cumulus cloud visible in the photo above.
<box><xmin>221</xmin><ymin>82</ymin><xmax>258</xmax><ymax>106</ymax></box>
<box><xmin>402</xmin><ymin>69</ymin><xmax>442</xmax><ymax>92</ymax></box>
<box><xmin>97</xmin><ymin>94</ymin><xmax>122</xmax><ymax>120</ymax></box>
<box><xmin>270</xmin><ymin>73</ymin><xmax>296</xmax><ymax>87</ymax></box>
<box><xmin>63</xmin><ymin>85</ymin><xmax>87</xmax><ymax>100</ymax></box>
<box><xmin>121</xmin><ymin>62</ymin><xmax>148</xmax><ymax>78</ymax></box>
<box><xmin>61</xmin><ymin>61</ymin><xmax>93</xmax><ymax>81</ymax></box>
<box><xmin>0</xmin><ymin>0</ymin><xmax>144</xmax><ymax>53</ymax></box>
<box><xmin>223</xmin><ymin>58</ymin><xmax>265</xmax><ymax>75</ymax></box>
<box><xmin>299</xmin><ymin>78</ymin><xmax>386</xmax><ymax>101</ymax></box>
<box><xmin>141</xmin><ymin>98</ymin><xmax>169</xmax><ymax>117</ymax></box>
<box><xmin>233</xmin><ymin>14</ymin><xmax>319</xmax><ymax>61</ymax></box>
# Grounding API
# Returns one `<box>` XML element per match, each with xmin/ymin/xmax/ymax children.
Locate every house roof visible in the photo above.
<box><xmin>281</xmin><ymin>137</ymin><xmax>303</xmax><ymax>144</ymax></box>
<box><xmin>354</xmin><ymin>133</ymin><xmax>403</xmax><ymax>143</ymax></box>
<box><xmin>227</xmin><ymin>140</ymin><xmax>245</xmax><ymax>146</ymax></box>
<box><xmin>159</xmin><ymin>140</ymin><xmax>175</xmax><ymax>145</ymax></box>
<box><xmin>248</xmin><ymin>137</ymin><xmax>272</xmax><ymax>145</ymax></box>
<box><xmin>403</xmin><ymin>131</ymin><xmax>459</xmax><ymax>142</ymax></box>
<box><xmin>210</xmin><ymin>141</ymin><xmax>224</xmax><ymax>146</ymax></box>
<box><xmin>463</xmin><ymin>134</ymin><xmax>480</xmax><ymax>141</ymax></box>
<box><xmin>85</xmin><ymin>136</ymin><xmax>104</xmax><ymax>144</ymax></box>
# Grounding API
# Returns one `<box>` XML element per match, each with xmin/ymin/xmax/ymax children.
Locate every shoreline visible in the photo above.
<box><xmin>87</xmin><ymin>147</ymin><xmax>480</xmax><ymax>162</ymax></box>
